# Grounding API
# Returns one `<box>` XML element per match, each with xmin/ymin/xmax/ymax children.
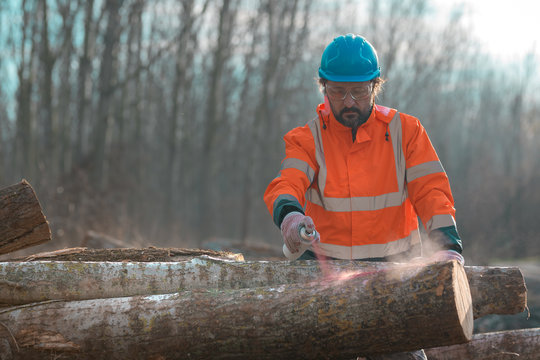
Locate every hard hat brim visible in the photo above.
<box><xmin>318</xmin><ymin>68</ymin><xmax>381</xmax><ymax>82</ymax></box>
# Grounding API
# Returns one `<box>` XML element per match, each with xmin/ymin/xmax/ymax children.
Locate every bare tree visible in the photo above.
<box><xmin>196</xmin><ymin>0</ymin><xmax>238</xmax><ymax>242</ymax></box>
<box><xmin>37</xmin><ymin>0</ymin><xmax>56</xmax><ymax>172</ymax></box>
<box><xmin>14</xmin><ymin>0</ymin><xmax>38</xmax><ymax>180</ymax></box>
<box><xmin>161</xmin><ymin>0</ymin><xmax>210</xmax><ymax>229</ymax></box>
<box><xmin>55</xmin><ymin>0</ymin><xmax>80</xmax><ymax>176</ymax></box>
<box><xmin>93</xmin><ymin>0</ymin><xmax>123</xmax><ymax>189</ymax></box>
<box><xmin>74</xmin><ymin>0</ymin><xmax>96</xmax><ymax>166</ymax></box>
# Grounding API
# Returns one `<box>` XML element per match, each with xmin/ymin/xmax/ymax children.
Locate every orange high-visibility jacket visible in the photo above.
<box><xmin>264</xmin><ymin>101</ymin><xmax>457</xmax><ymax>260</ymax></box>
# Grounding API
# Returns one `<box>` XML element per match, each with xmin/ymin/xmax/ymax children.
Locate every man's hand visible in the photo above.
<box><xmin>430</xmin><ymin>250</ymin><xmax>465</xmax><ymax>265</ymax></box>
<box><xmin>280</xmin><ymin>212</ymin><xmax>319</xmax><ymax>253</ymax></box>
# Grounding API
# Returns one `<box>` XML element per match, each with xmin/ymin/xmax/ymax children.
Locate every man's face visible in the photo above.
<box><xmin>325</xmin><ymin>80</ymin><xmax>374</xmax><ymax>128</ymax></box>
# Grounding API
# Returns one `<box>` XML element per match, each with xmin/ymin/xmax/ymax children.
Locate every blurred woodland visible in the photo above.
<box><xmin>0</xmin><ymin>0</ymin><xmax>539</xmax><ymax>265</ymax></box>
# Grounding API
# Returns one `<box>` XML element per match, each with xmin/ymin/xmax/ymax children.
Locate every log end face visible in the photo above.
<box><xmin>452</xmin><ymin>261</ymin><xmax>474</xmax><ymax>341</ymax></box>
<box><xmin>517</xmin><ymin>268</ymin><xmax>529</xmax><ymax>312</ymax></box>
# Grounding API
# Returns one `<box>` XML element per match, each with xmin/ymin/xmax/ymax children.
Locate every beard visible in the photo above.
<box><xmin>336</xmin><ymin>106</ymin><xmax>372</xmax><ymax>128</ymax></box>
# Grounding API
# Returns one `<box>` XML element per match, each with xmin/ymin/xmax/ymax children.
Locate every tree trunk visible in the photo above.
<box><xmin>425</xmin><ymin>327</ymin><xmax>540</xmax><ymax>360</ymax></box>
<box><xmin>74</xmin><ymin>0</ymin><xmax>94</xmax><ymax>164</ymax></box>
<box><xmin>0</xmin><ymin>180</ymin><xmax>51</xmax><ymax>255</ymax></box>
<box><xmin>14</xmin><ymin>0</ymin><xmax>37</xmax><ymax>179</ymax></box>
<box><xmin>197</xmin><ymin>0</ymin><xmax>237</xmax><ymax>243</ymax></box>
<box><xmin>0</xmin><ymin>258</ymin><xmax>525</xmax><ymax>319</ymax></box>
<box><xmin>38</xmin><ymin>0</ymin><xmax>56</xmax><ymax>164</ymax></box>
<box><xmin>93</xmin><ymin>0</ymin><xmax>122</xmax><ymax>189</ymax></box>
<box><xmin>0</xmin><ymin>261</ymin><xmax>472</xmax><ymax>359</ymax></box>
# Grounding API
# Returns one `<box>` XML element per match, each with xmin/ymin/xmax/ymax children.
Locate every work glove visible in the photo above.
<box><xmin>280</xmin><ymin>211</ymin><xmax>319</xmax><ymax>253</ymax></box>
<box><xmin>429</xmin><ymin>250</ymin><xmax>465</xmax><ymax>265</ymax></box>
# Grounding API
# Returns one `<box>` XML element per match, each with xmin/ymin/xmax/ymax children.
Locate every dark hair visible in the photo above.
<box><xmin>317</xmin><ymin>77</ymin><xmax>386</xmax><ymax>98</ymax></box>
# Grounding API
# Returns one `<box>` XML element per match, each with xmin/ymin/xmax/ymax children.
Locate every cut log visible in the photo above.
<box><xmin>425</xmin><ymin>327</ymin><xmax>540</xmax><ymax>360</ymax></box>
<box><xmin>0</xmin><ymin>258</ymin><xmax>526</xmax><ymax>319</ymax></box>
<box><xmin>466</xmin><ymin>266</ymin><xmax>528</xmax><ymax>318</ymax></box>
<box><xmin>0</xmin><ymin>261</ymin><xmax>473</xmax><ymax>359</ymax></box>
<box><xmin>12</xmin><ymin>246</ymin><xmax>244</xmax><ymax>262</ymax></box>
<box><xmin>0</xmin><ymin>180</ymin><xmax>51</xmax><ymax>255</ymax></box>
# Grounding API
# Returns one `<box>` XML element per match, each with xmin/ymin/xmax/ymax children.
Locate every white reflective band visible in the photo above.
<box><xmin>306</xmin><ymin>188</ymin><xmax>407</xmax><ymax>212</ymax></box>
<box><xmin>306</xmin><ymin>112</ymin><xmax>407</xmax><ymax>212</ymax></box>
<box><xmin>406</xmin><ymin>161</ymin><xmax>445</xmax><ymax>182</ymax></box>
<box><xmin>312</xmin><ymin>229</ymin><xmax>421</xmax><ymax>259</ymax></box>
<box><xmin>281</xmin><ymin>158</ymin><xmax>316</xmax><ymax>184</ymax></box>
<box><xmin>308</xmin><ymin>118</ymin><xmax>327</xmax><ymax>195</ymax></box>
<box><xmin>426</xmin><ymin>214</ymin><xmax>456</xmax><ymax>233</ymax></box>
<box><xmin>388</xmin><ymin>112</ymin><xmax>406</xmax><ymax>194</ymax></box>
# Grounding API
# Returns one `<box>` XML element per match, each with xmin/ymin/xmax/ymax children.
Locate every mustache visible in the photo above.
<box><xmin>339</xmin><ymin>107</ymin><xmax>361</xmax><ymax>116</ymax></box>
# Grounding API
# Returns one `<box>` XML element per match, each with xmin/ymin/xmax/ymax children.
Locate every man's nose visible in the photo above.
<box><xmin>343</xmin><ymin>92</ymin><xmax>356</xmax><ymax>107</ymax></box>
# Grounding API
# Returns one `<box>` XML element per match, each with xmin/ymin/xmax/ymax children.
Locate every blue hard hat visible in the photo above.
<box><xmin>319</xmin><ymin>34</ymin><xmax>381</xmax><ymax>82</ymax></box>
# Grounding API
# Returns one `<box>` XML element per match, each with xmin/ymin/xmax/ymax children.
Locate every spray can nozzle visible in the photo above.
<box><xmin>300</xmin><ymin>226</ymin><xmax>317</xmax><ymax>242</ymax></box>
<box><xmin>283</xmin><ymin>226</ymin><xmax>319</xmax><ymax>260</ymax></box>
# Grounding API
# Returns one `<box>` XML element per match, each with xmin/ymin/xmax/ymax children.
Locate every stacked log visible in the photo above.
<box><xmin>0</xmin><ymin>261</ymin><xmax>473</xmax><ymax>359</ymax></box>
<box><xmin>0</xmin><ymin>257</ymin><xmax>528</xmax><ymax>319</ymax></box>
<box><xmin>425</xmin><ymin>327</ymin><xmax>540</xmax><ymax>360</ymax></box>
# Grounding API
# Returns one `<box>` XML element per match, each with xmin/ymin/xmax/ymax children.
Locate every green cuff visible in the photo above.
<box><xmin>272</xmin><ymin>195</ymin><xmax>304</xmax><ymax>227</ymax></box>
<box><xmin>429</xmin><ymin>225</ymin><xmax>463</xmax><ymax>253</ymax></box>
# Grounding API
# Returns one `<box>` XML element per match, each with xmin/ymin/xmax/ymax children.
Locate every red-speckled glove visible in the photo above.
<box><xmin>430</xmin><ymin>250</ymin><xmax>464</xmax><ymax>265</ymax></box>
<box><xmin>280</xmin><ymin>211</ymin><xmax>319</xmax><ymax>253</ymax></box>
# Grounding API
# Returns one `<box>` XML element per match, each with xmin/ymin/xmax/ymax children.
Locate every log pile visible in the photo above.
<box><xmin>0</xmin><ymin>254</ymin><xmax>530</xmax><ymax>359</ymax></box>
<box><xmin>0</xmin><ymin>257</ymin><xmax>527</xmax><ymax>319</ymax></box>
<box><xmin>1</xmin><ymin>260</ymin><xmax>474</xmax><ymax>359</ymax></box>
<box><xmin>0</xmin><ymin>181</ymin><xmax>532</xmax><ymax>359</ymax></box>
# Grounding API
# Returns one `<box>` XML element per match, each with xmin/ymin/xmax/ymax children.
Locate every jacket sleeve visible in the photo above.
<box><xmin>263</xmin><ymin>125</ymin><xmax>319</xmax><ymax>228</ymax></box>
<box><xmin>401</xmin><ymin>114</ymin><xmax>463</xmax><ymax>253</ymax></box>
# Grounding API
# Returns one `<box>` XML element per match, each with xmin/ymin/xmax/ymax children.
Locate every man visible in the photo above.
<box><xmin>263</xmin><ymin>34</ymin><xmax>463</xmax><ymax>359</ymax></box>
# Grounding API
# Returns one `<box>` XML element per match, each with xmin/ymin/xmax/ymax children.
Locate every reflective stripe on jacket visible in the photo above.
<box><xmin>263</xmin><ymin>101</ymin><xmax>457</xmax><ymax>260</ymax></box>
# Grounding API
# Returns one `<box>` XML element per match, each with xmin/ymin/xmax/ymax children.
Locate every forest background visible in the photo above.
<box><xmin>0</xmin><ymin>0</ymin><xmax>539</xmax><ymax>331</ymax></box>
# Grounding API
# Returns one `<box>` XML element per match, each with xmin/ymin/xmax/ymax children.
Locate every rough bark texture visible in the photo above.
<box><xmin>0</xmin><ymin>258</ymin><xmax>525</xmax><ymax>320</ymax></box>
<box><xmin>0</xmin><ymin>261</ymin><xmax>473</xmax><ymax>359</ymax></box>
<box><xmin>0</xmin><ymin>180</ymin><xmax>51</xmax><ymax>255</ymax></box>
<box><xmin>425</xmin><ymin>327</ymin><xmax>540</xmax><ymax>360</ymax></box>
<box><xmin>11</xmin><ymin>246</ymin><xmax>244</xmax><ymax>262</ymax></box>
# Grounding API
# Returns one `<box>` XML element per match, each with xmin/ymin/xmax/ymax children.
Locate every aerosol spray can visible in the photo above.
<box><xmin>283</xmin><ymin>226</ymin><xmax>319</xmax><ymax>260</ymax></box>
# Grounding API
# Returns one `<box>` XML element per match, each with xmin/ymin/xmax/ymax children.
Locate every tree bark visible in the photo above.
<box><xmin>425</xmin><ymin>327</ymin><xmax>540</xmax><ymax>360</ymax></box>
<box><xmin>0</xmin><ymin>261</ymin><xmax>472</xmax><ymax>359</ymax></box>
<box><xmin>0</xmin><ymin>180</ymin><xmax>51</xmax><ymax>255</ymax></box>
